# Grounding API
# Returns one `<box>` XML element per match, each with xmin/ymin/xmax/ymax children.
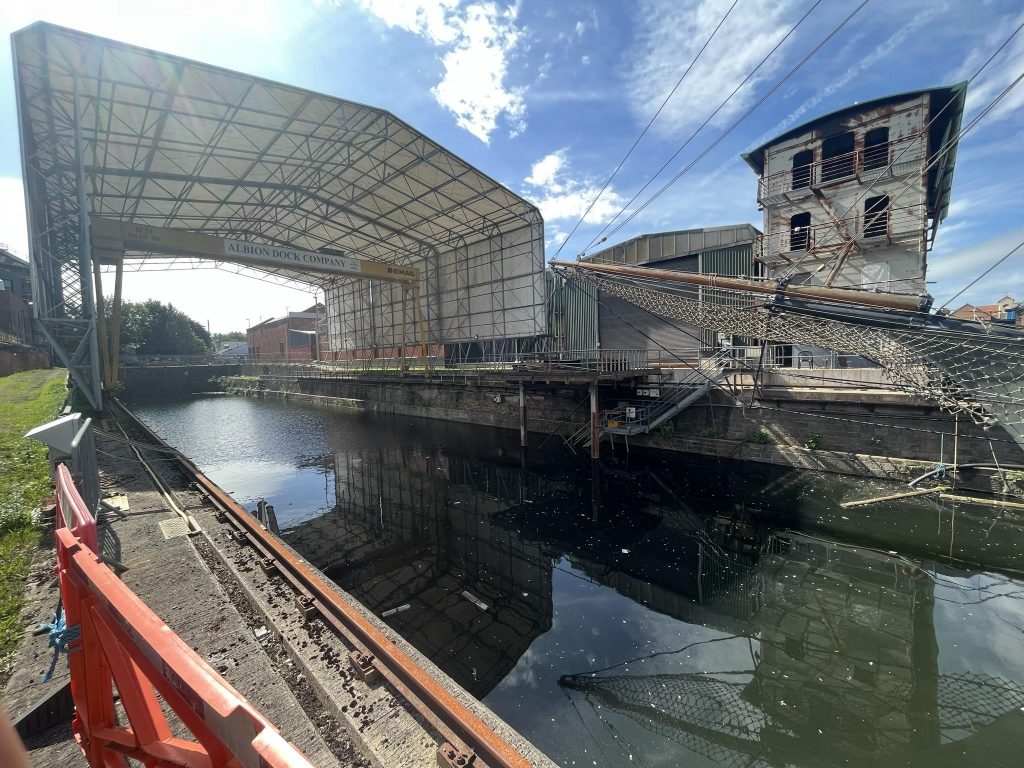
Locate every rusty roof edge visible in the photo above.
<box><xmin>931</xmin><ymin>81</ymin><xmax>969</xmax><ymax>224</ymax></box>
<box><xmin>583</xmin><ymin>223</ymin><xmax>762</xmax><ymax>262</ymax></box>
<box><xmin>739</xmin><ymin>82</ymin><xmax>969</xmax><ymax>176</ymax></box>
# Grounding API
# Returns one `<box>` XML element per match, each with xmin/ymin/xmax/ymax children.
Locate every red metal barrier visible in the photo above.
<box><xmin>53</xmin><ymin>468</ymin><xmax>315</xmax><ymax>768</ymax></box>
<box><xmin>55</xmin><ymin>463</ymin><xmax>98</xmax><ymax>555</ymax></box>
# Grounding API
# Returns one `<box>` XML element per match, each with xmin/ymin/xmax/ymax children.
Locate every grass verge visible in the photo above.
<box><xmin>0</xmin><ymin>368</ymin><xmax>67</xmax><ymax>667</ymax></box>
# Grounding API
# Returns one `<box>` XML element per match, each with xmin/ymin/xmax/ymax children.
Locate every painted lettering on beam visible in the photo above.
<box><xmin>224</xmin><ymin>240</ymin><xmax>362</xmax><ymax>274</ymax></box>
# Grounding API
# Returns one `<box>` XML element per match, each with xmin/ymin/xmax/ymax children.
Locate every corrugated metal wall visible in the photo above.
<box><xmin>699</xmin><ymin>244</ymin><xmax>757</xmax><ymax>349</ymax></box>
<box><xmin>547</xmin><ymin>271</ymin><xmax>598</xmax><ymax>351</ymax></box>
<box><xmin>549</xmin><ymin>231</ymin><xmax>758</xmax><ymax>358</ymax></box>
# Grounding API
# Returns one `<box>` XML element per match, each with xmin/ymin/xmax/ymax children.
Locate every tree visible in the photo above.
<box><xmin>213</xmin><ymin>331</ymin><xmax>246</xmax><ymax>342</ymax></box>
<box><xmin>120</xmin><ymin>300</ymin><xmax>213</xmax><ymax>355</ymax></box>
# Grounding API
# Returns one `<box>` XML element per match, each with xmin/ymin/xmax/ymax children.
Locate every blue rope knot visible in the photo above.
<box><xmin>934</xmin><ymin>461</ymin><xmax>947</xmax><ymax>479</ymax></box>
<box><xmin>41</xmin><ymin>606</ymin><xmax>81</xmax><ymax>683</ymax></box>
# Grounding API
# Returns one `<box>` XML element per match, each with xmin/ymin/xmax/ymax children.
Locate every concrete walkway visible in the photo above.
<box><xmin>1</xmin><ymin>418</ymin><xmax>358</xmax><ymax>766</ymax></box>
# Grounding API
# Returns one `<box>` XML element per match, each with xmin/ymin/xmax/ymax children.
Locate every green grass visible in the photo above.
<box><xmin>0</xmin><ymin>368</ymin><xmax>66</xmax><ymax>665</ymax></box>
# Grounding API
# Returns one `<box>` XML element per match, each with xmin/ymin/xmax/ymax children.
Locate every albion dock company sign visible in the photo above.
<box><xmin>224</xmin><ymin>240</ymin><xmax>363</xmax><ymax>274</ymax></box>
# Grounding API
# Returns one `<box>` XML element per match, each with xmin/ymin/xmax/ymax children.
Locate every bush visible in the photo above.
<box><xmin>804</xmin><ymin>434</ymin><xmax>822</xmax><ymax>450</ymax></box>
<box><xmin>752</xmin><ymin>428</ymin><xmax>771</xmax><ymax>445</ymax></box>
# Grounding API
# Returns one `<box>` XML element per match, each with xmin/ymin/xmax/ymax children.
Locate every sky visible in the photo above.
<box><xmin>0</xmin><ymin>0</ymin><xmax>1022</xmax><ymax>332</ymax></box>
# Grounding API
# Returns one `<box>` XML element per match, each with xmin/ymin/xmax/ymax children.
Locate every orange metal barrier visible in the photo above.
<box><xmin>53</xmin><ymin>468</ymin><xmax>315</xmax><ymax>768</ymax></box>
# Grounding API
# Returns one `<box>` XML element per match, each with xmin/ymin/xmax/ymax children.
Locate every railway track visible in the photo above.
<box><xmin>107</xmin><ymin>397</ymin><xmax>535</xmax><ymax>768</ymax></box>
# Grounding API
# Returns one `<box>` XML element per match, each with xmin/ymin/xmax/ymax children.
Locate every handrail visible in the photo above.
<box><xmin>756</xmin><ymin>202</ymin><xmax>926</xmax><ymax>263</ymax></box>
<box><xmin>756</xmin><ymin>131</ymin><xmax>927</xmax><ymax>201</ymax></box>
<box><xmin>55</xmin><ymin>463</ymin><xmax>97</xmax><ymax>555</ymax></box>
<box><xmin>53</xmin><ymin>465</ymin><xmax>315</xmax><ymax>768</ymax></box>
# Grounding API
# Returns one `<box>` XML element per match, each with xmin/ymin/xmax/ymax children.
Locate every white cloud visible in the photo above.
<box><xmin>573</xmin><ymin>8</ymin><xmax>599</xmax><ymax>38</ymax></box>
<box><xmin>522</xmin><ymin>149</ymin><xmax>627</xmax><ymax>230</ymax></box>
<box><xmin>626</xmin><ymin>0</ymin><xmax>801</xmax><ymax>135</ymax></box>
<box><xmin>525</xmin><ymin>150</ymin><xmax>565</xmax><ymax>189</ymax></box>
<box><xmin>356</xmin><ymin>0</ymin><xmax>526</xmax><ymax>142</ymax></box>
<box><xmin>929</xmin><ymin>225</ymin><xmax>1024</xmax><ymax>306</ymax></box>
<box><xmin>0</xmin><ymin>0</ymin><xmax>322</xmax><ymax>79</ymax></box>
<box><xmin>758</xmin><ymin>11</ymin><xmax>931</xmax><ymax>144</ymax></box>
<box><xmin>957</xmin><ymin>9</ymin><xmax>1024</xmax><ymax>126</ymax></box>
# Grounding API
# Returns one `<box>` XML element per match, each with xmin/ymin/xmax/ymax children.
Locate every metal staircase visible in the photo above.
<box><xmin>564</xmin><ymin>350</ymin><xmax>732</xmax><ymax>451</ymax></box>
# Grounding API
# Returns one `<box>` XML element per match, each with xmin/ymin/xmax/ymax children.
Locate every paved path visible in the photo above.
<box><xmin>1</xmin><ymin>417</ymin><xmax>353</xmax><ymax>767</ymax></box>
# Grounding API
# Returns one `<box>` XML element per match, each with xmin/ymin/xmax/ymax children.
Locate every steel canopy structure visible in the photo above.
<box><xmin>13</xmin><ymin>22</ymin><xmax>546</xmax><ymax>407</ymax></box>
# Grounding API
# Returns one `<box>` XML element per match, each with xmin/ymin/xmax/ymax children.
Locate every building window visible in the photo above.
<box><xmin>821</xmin><ymin>131</ymin><xmax>855</xmax><ymax>182</ymax></box>
<box><xmin>789</xmin><ymin>212</ymin><xmax>811</xmax><ymax>251</ymax></box>
<box><xmin>864</xmin><ymin>195</ymin><xmax>889</xmax><ymax>238</ymax></box>
<box><xmin>863</xmin><ymin>127</ymin><xmax>890</xmax><ymax>171</ymax></box>
<box><xmin>791</xmin><ymin>149</ymin><xmax>813</xmax><ymax>190</ymax></box>
<box><xmin>279</xmin><ymin>342</ymin><xmax>285</xmax><ymax>356</ymax></box>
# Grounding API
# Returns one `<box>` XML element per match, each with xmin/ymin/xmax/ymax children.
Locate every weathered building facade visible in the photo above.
<box><xmin>742</xmin><ymin>84</ymin><xmax>966</xmax><ymax>295</ymax></box>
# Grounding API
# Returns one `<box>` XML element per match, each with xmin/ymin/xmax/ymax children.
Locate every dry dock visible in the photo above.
<box><xmin>1</xmin><ymin>401</ymin><xmax>555</xmax><ymax>768</ymax></box>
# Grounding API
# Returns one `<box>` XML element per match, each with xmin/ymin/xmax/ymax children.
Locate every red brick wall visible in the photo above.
<box><xmin>0</xmin><ymin>291</ymin><xmax>33</xmax><ymax>345</ymax></box>
<box><xmin>247</xmin><ymin>315</ymin><xmax>319</xmax><ymax>361</ymax></box>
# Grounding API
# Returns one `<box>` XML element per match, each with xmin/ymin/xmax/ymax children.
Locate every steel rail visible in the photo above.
<box><xmin>106</xmin><ymin>397</ymin><xmax>534</xmax><ymax>768</ymax></box>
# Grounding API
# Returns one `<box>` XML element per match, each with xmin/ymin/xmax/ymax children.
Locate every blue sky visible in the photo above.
<box><xmin>0</xmin><ymin>0</ymin><xmax>1022</xmax><ymax>331</ymax></box>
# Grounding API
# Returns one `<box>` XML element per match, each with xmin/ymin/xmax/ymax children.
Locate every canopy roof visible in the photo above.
<box><xmin>13</xmin><ymin>22</ymin><xmax>540</xmax><ymax>286</ymax></box>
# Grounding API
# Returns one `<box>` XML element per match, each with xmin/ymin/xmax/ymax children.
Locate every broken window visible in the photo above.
<box><xmin>863</xmin><ymin>126</ymin><xmax>890</xmax><ymax>171</ymax></box>
<box><xmin>791</xmin><ymin>149</ymin><xmax>813</xmax><ymax>190</ymax></box>
<box><xmin>789</xmin><ymin>212</ymin><xmax>811</xmax><ymax>251</ymax></box>
<box><xmin>821</xmin><ymin>131</ymin><xmax>855</xmax><ymax>181</ymax></box>
<box><xmin>864</xmin><ymin>195</ymin><xmax>889</xmax><ymax>238</ymax></box>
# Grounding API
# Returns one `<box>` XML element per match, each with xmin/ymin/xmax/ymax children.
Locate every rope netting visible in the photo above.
<box><xmin>560</xmin><ymin>267</ymin><xmax>1024</xmax><ymax>451</ymax></box>
<box><xmin>561</xmin><ymin>669</ymin><xmax>1024</xmax><ymax>766</ymax></box>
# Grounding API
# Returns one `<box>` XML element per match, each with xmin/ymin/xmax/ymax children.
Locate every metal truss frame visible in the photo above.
<box><xmin>13</xmin><ymin>22</ymin><xmax>546</xmax><ymax>404</ymax></box>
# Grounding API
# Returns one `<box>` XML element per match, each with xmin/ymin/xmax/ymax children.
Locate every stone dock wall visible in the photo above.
<box><xmin>205</xmin><ymin>373</ymin><xmax>1023</xmax><ymax>482</ymax></box>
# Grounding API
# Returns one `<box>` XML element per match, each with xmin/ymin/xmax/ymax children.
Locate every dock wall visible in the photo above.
<box><xmin>204</xmin><ymin>373</ymin><xmax>1022</xmax><ymax>480</ymax></box>
<box><xmin>122</xmin><ymin>363</ymin><xmax>242</xmax><ymax>397</ymax></box>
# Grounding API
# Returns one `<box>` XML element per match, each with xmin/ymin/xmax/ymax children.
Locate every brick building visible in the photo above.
<box><xmin>0</xmin><ymin>247</ymin><xmax>33</xmax><ymax>345</ymax></box>
<box><xmin>247</xmin><ymin>305</ymin><xmax>323</xmax><ymax>361</ymax></box>
<box><xmin>950</xmin><ymin>295</ymin><xmax>1021</xmax><ymax>326</ymax></box>
<box><xmin>0</xmin><ymin>246</ymin><xmax>32</xmax><ymax>304</ymax></box>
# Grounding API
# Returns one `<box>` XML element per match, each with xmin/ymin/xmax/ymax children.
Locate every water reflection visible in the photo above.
<box><xmin>283</xmin><ymin>442</ymin><xmax>556</xmax><ymax>697</ymax></box>
<box><xmin>559</xmin><ymin>536</ymin><xmax>1024</xmax><ymax>766</ymax></box>
<box><xmin>134</xmin><ymin>397</ymin><xmax>1024</xmax><ymax>768</ymax></box>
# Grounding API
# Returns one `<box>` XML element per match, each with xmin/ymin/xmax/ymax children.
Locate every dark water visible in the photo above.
<box><xmin>134</xmin><ymin>395</ymin><xmax>1024</xmax><ymax>768</ymax></box>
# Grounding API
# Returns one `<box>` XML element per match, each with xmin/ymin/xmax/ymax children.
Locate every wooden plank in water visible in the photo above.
<box><xmin>840</xmin><ymin>486</ymin><xmax>948</xmax><ymax>509</ymax></box>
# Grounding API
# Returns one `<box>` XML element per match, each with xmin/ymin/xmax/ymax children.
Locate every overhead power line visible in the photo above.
<box><xmin>590</xmin><ymin>0</ymin><xmax>870</xmax><ymax>250</ymax></box>
<box><xmin>579</xmin><ymin>0</ymin><xmax>872</xmax><ymax>257</ymax></box>
<box><xmin>551</xmin><ymin>0</ymin><xmax>743</xmax><ymax>261</ymax></box>
<box><xmin>775</xmin><ymin>18</ymin><xmax>1024</xmax><ymax>281</ymax></box>
<box><xmin>939</xmin><ymin>238</ymin><xmax>1024</xmax><ymax>312</ymax></box>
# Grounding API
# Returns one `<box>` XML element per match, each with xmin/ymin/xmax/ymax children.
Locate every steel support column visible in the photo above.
<box><xmin>518</xmin><ymin>383</ymin><xmax>528</xmax><ymax>448</ymax></box>
<box><xmin>589</xmin><ymin>380</ymin><xmax>600</xmax><ymax>460</ymax></box>
<box><xmin>73</xmin><ymin>73</ymin><xmax>102</xmax><ymax>408</ymax></box>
